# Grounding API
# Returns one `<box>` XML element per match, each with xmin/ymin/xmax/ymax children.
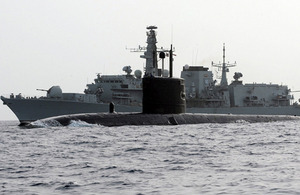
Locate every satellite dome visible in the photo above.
<box><xmin>134</xmin><ymin>70</ymin><xmax>142</xmax><ymax>79</ymax></box>
<box><xmin>184</xmin><ymin>64</ymin><xmax>189</xmax><ymax>70</ymax></box>
<box><xmin>48</xmin><ymin>86</ymin><xmax>63</xmax><ymax>98</ymax></box>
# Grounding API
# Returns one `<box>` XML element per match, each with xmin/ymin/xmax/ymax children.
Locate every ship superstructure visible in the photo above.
<box><xmin>182</xmin><ymin>44</ymin><xmax>294</xmax><ymax>110</ymax></box>
<box><xmin>84</xmin><ymin>66</ymin><xmax>143</xmax><ymax>106</ymax></box>
<box><xmin>181</xmin><ymin>65</ymin><xmax>228</xmax><ymax>107</ymax></box>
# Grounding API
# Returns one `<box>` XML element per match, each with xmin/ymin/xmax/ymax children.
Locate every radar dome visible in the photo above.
<box><xmin>184</xmin><ymin>64</ymin><xmax>189</xmax><ymax>70</ymax></box>
<box><xmin>134</xmin><ymin>70</ymin><xmax>142</xmax><ymax>78</ymax></box>
<box><xmin>48</xmin><ymin>86</ymin><xmax>63</xmax><ymax>98</ymax></box>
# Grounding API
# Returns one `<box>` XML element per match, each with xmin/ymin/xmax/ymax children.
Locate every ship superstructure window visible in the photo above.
<box><xmin>121</xmin><ymin>84</ymin><xmax>128</xmax><ymax>88</ymax></box>
<box><xmin>204</xmin><ymin>79</ymin><xmax>209</xmax><ymax>85</ymax></box>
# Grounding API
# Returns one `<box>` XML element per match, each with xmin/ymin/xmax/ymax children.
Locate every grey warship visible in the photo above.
<box><xmin>182</xmin><ymin>44</ymin><xmax>300</xmax><ymax>115</ymax></box>
<box><xmin>2</xmin><ymin>26</ymin><xmax>300</xmax><ymax>125</ymax></box>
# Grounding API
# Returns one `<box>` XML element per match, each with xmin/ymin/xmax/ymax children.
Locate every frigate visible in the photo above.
<box><xmin>181</xmin><ymin>44</ymin><xmax>300</xmax><ymax>116</ymax></box>
<box><xmin>2</xmin><ymin>26</ymin><xmax>300</xmax><ymax>125</ymax></box>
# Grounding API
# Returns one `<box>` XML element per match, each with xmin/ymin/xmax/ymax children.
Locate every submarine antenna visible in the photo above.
<box><xmin>171</xmin><ymin>24</ymin><xmax>174</xmax><ymax>45</ymax></box>
<box><xmin>169</xmin><ymin>44</ymin><xmax>173</xmax><ymax>78</ymax></box>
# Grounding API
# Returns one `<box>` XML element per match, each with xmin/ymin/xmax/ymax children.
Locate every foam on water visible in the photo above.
<box><xmin>234</xmin><ymin>119</ymin><xmax>250</xmax><ymax>124</ymax></box>
<box><xmin>30</xmin><ymin>119</ymin><xmax>63</xmax><ymax>128</ymax></box>
<box><xmin>30</xmin><ymin>119</ymin><xmax>102</xmax><ymax>128</ymax></box>
<box><xmin>68</xmin><ymin>120</ymin><xmax>100</xmax><ymax>127</ymax></box>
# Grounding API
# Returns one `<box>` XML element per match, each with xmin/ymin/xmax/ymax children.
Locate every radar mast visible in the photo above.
<box><xmin>212</xmin><ymin>44</ymin><xmax>237</xmax><ymax>87</ymax></box>
<box><xmin>143</xmin><ymin>26</ymin><xmax>158</xmax><ymax>76</ymax></box>
<box><xmin>129</xmin><ymin>26</ymin><xmax>173</xmax><ymax>77</ymax></box>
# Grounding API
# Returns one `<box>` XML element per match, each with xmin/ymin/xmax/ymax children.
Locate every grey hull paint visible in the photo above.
<box><xmin>1</xmin><ymin>97</ymin><xmax>141</xmax><ymax>124</ymax></box>
<box><xmin>186</xmin><ymin>106</ymin><xmax>300</xmax><ymax>116</ymax></box>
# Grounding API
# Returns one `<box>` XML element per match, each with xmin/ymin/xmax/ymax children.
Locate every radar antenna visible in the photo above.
<box><xmin>212</xmin><ymin>43</ymin><xmax>237</xmax><ymax>87</ymax></box>
<box><xmin>127</xmin><ymin>26</ymin><xmax>174</xmax><ymax>77</ymax></box>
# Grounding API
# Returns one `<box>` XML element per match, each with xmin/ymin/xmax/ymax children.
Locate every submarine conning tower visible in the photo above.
<box><xmin>142</xmin><ymin>26</ymin><xmax>186</xmax><ymax>114</ymax></box>
<box><xmin>143</xmin><ymin>77</ymin><xmax>186</xmax><ymax>114</ymax></box>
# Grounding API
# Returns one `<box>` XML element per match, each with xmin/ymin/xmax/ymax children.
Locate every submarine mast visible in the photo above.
<box><xmin>212</xmin><ymin>44</ymin><xmax>237</xmax><ymax>88</ymax></box>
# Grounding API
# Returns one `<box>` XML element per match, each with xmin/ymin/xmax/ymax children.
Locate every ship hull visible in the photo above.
<box><xmin>186</xmin><ymin>106</ymin><xmax>300</xmax><ymax>116</ymax></box>
<box><xmin>1</xmin><ymin>97</ymin><xmax>141</xmax><ymax>125</ymax></box>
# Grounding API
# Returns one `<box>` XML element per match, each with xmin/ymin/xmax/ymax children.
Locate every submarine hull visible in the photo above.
<box><xmin>31</xmin><ymin>113</ymin><xmax>299</xmax><ymax>127</ymax></box>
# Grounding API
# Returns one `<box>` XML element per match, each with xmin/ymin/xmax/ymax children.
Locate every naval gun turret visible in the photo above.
<box><xmin>37</xmin><ymin>86</ymin><xmax>63</xmax><ymax>98</ymax></box>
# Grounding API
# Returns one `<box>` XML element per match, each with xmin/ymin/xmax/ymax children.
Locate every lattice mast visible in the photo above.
<box><xmin>212</xmin><ymin>44</ymin><xmax>236</xmax><ymax>87</ymax></box>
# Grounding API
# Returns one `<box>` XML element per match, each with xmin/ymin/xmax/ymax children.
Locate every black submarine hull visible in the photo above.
<box><xmin>32</xmin><ymin>113</ymin><xmax>299</xmax><ymax>127</ymax></box>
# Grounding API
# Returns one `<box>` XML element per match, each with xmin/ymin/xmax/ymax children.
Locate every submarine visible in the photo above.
<box><xmin>29</xmin><ymin>26</ymin><xmax>299</xmax><ymax>127</ymax></box>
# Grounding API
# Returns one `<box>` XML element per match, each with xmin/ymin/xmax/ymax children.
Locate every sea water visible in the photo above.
<box><xmin>0</xmin><ymin>120</ymin><xmax>299</xmax><ymax>195</ymax></box>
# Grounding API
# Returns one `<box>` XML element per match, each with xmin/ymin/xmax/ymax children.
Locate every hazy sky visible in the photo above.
<box><xmin>1</xmin><ymin>0</ymin><xmax>300</xmax><ymax>120</ymax></box>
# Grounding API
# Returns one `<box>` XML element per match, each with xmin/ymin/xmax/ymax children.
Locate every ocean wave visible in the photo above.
<box><xmin>55</xmin><ymin>181</ymin><xmax>81</xmax><ymax>191</ymax></box>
